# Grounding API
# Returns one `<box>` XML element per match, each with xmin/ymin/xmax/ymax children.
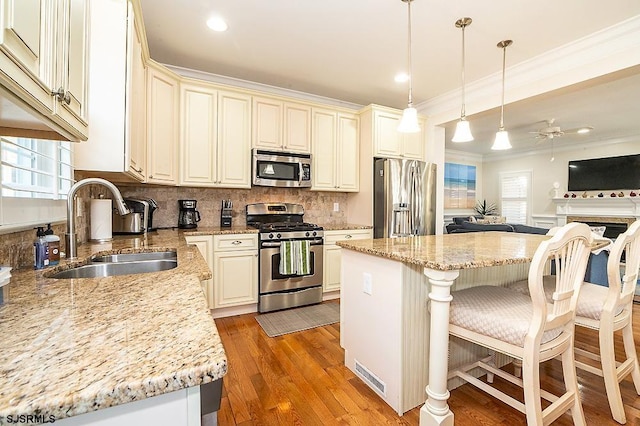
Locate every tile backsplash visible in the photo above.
<box><xmin>0</xmin><ymin>182</ymin><xmax>352</xmax><ymax>270</ymax></box>
<box><xmin>116</xmin><ymin>184</ymin><xmax>350</xmax><ymax>228</ymax></box>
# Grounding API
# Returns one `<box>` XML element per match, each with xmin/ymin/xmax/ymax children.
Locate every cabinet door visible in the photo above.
<box><xmin>373</xmin><ymin>110</ymin><xmax>401</xmax><ymax>158</ymax></box>
<box><xmin>54</xmin><ymin>0</ymin><xmax>89</xmax><ymax>127</ymax></box>
<box><xmin>401</xmin><ymin>117</ymin><xmax>425</xmax><ymax>160</ymax></box>
<box><xmin>180</xmin><ymin>83</ymin><xmax>217</xmax><ymax>185</ymax></box>
<box><xmin>0</xmin><ymin>0</ymin><xmax>56</xmax><ymax>121</ymax></box>
<box><xmin>147</xmin><ymin>65</ymin><xmax>179</xmax><ymax>184</ymax></box>
<box><xmin>323</xmin><ymin>245</ymin><xmax>342</xmax><ymax>292</ymax></box>
<box><xmin>283</xmin><ymin>102</ymin><xmax>311</xmax><ymax>153</ymax></box>
<box><xmin>252</xmin><ymin>97</ymin><xmax>282</xmax><ymax>150</ymax></box>
<box><xmin>0</xmin><ymin>0</ymin><xmax>48</xmax><ymax>86</ymax></box>
<box><xmin>127</xmin><ymin>13</ymin><xmax>146</xmax><ymax>180</ymax></box>
<box><xmin>311</xmin><ymin>108</ymin><xmax>336</xmax><ymax>190</ymax></box>
<box><xmin>337</xmin><ymin>113</ymin><xmax>359</xmax><ymax>191</ymax></box>
<box><xmin>217</xmin><ymin>90</ymin><xmax>251</xmax><ymax>188</ymax></box>
<box><xmin>185</xmin><ymin>236</ymin><xmax>214</xmax><ymax>309</ymax></box>
<box><xmin>213</xmin><ymin>250</ymin><xmax>258</xmax><ymax>308</ymax></box>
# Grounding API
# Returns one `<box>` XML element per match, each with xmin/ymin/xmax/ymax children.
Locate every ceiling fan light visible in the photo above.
<box><xmin>452</xmin><ymin>118</ymin><xmax>474</xmax><ymax>142</ymax></box>
<box><xmin>577</xmin><ymin>127</ymin><xmax>592</xmax><ymax>134</ymax></box>
<box><xmin>398</xmin><ymin>107</ymin><xmax>420</xmax><ymax>133</ymax></box>
<box><xmin>492</xmin><ymin>130</ymin><xmax>512</xmax><ymax>150</ymax></box>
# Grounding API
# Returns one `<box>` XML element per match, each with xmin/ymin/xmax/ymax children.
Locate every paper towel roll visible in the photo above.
<box><xmin>90</xmin><ymin>199</ymin><xmax>113</xmax><ymax>241</ymax></box>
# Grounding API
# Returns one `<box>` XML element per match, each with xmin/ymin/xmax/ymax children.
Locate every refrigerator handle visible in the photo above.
<box><xmin>410</xmin><ymin>165</ymin><xmax>419</xmax><ymax>234</ymax></box>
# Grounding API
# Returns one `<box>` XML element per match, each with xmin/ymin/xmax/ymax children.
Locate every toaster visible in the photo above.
<box><xmin>113</xmin><ymin>199</ymin><xmax>149</xmax><ymax>234</ymax></box>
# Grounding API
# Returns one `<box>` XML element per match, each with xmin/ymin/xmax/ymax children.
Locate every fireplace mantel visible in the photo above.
<box><xmin>552</xmin><ymin>197</ymin><xmax>640</xmax><ymax>224</ymax></box>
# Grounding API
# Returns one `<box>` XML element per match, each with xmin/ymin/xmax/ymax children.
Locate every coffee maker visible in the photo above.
<box><xmin>178</xmin><ymin>199</ymin><xmax>201</xmax><ymax>229</ymax></box>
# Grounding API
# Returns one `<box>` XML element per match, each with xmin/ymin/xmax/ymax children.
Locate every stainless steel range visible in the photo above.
<box><xmin>246</xmin><ymin>203</ymin><xmax>324</xmax><ymax>313</ymax></box>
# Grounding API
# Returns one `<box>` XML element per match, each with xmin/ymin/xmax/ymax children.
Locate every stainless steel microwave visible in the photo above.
<box><xmin>252</xmin><ymin>149</ymin><xmax>312</xmax><ymax>188</ymax></box>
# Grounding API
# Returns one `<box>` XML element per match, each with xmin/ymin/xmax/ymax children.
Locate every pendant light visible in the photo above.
<box><xmin>397</xmin><ymin>0</ymin><xmax>420</xmax><ymax>133</ymax></box>
<box><xmin>491</xmin><ymin>39</ymin><xmax>513</xmax><ymax>150</ymax></box>
<box><xmin>451</xmin><ymin>17</ymin><xmax>473</xmax><ymax>142</ymax></box>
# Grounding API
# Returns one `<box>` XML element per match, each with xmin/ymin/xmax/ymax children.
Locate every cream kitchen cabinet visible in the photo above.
<box><xmin>252</xmin><ymin>96</ymin><xmax>311</xmax><ymax>153</ymax></box>
<box><xmin>74</xmin><ymin>0</ymin><xmax>146</xmax><ymax>180</ymax></box>
<box><xmin>213</xmin><ymin>234</ymin><xmax>258</xmax><ymax>309</ymax></box>
<box><xmin>311</xmin><ymin>108</ymin><xmax>359</xmax><ymax>192</ymax></box>
<box><xmin>367</xmin><ymin>105</ymin><xmax>425</xmax><ymax>160</ymax></box>
<box><xmin>323</xmin><ymin>228</ymin><xmax>373</xmax><ymax>293</ymax></box>
<box><xmin>0</xmin><ymin>0</ymin><xmax>88</xmax><ymax>141</ymax></box>
<box><xmin>180</xmin><ymin>81</ymin><xmax>251</xmax><ymax>188</ymax></box>
<box><xmin>147</xmin><ymin>62</ymin><xmax>179</xmax><ymax>185</ymax></box>
<box><xmin>185</xmin><ymin>235</ymin><xmax>214</xmax><ymax>309</ymax></box>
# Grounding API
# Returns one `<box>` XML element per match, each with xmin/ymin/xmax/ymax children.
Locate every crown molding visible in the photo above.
<box><xmin>420</xmin><ymin>15</ymin><xmax>640</xmax><ymax>125</ymax></box>
<box><xmin>163</xmin><ymin>64</ymin><xmax>364</xmax><ymax>110</ymax></box>
<box><xmin>479</xmin><ymin>133</ymin><xmax>640</xmax><ymax>163</ymax></box>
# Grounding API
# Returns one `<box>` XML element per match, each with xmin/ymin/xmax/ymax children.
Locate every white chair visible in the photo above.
<box><xmin>448</xmin><ymin>222</ymin><xmax>592</xmax><ymax>425</ymax></box>
<box><xmin>509</xmin><ymin>220</ymin><xmax>640</xmax><ymax>423</ymax></box>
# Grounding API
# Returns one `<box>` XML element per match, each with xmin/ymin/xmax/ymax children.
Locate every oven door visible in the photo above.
<box><xmin>259</xmin><ymin>241</ymin><xmax>323</xmax><ymax>293</ymax></box>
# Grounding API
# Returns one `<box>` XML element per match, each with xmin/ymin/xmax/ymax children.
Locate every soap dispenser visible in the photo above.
<box><xmin>34</xmin><ymin>227</ymin><xmax>49</xmax><ymax>270</ymax></box>
<box><xmin>44</xmin><ymin>224</ymin><xmax>60</xmax><ymax>265</ymax></box>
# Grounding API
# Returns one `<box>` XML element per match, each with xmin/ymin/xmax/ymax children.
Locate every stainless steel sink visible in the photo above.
<box><xmin>90</xmin><ymin>250</ymin><xmax>176</xmax><ymax>263</ymax></box>
<box><xmin>49</xmin><ymin>251</ymin><xmax>178</xmax><ymax>279</ymax></box>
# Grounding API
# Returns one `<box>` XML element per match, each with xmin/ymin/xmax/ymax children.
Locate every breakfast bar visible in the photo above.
<box><xmin>337</xmin><ymin>232</ymin><xmax>551</xmax><ymax>425</ymax></box>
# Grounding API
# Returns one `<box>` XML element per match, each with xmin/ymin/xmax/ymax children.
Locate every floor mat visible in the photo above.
<box><xmin>255</xmin><ymin>302</ymin><xmax>339</xmax><ymax>337</ymax></box>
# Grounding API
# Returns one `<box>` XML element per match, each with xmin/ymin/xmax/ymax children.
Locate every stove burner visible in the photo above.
<box><xmin>258</xmin><ymin>222</ymin><xmax>322</xmax><ymax>232</ymax></box>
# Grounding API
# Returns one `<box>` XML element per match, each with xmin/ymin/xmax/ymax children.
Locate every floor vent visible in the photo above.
<box><xmin>354</xmin><ymin>359</ymin><xmax>386</xmax><ymax>396</ymax></box>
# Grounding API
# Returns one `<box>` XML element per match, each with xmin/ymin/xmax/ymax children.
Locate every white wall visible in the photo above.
<box><xmin>481</xmin><ymin>140</ymin><xmax>640</xmax><ymax>220</ymax></box>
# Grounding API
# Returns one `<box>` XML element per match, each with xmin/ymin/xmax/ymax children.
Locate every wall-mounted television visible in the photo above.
<box><xmin>568</xmin><ymin>154</ymin><xmax>640</xmax><ymax>191</ymax></box>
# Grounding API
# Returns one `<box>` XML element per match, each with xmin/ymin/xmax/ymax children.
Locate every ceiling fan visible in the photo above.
<box><xmin>529</xmin><ymin>118</ymin><xmax>593</xmax><ymax>141</ymax></box>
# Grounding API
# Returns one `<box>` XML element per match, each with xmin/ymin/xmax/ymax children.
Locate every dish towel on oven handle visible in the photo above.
<box><xmin>279</xmin><ymin>240</ymin><xmax>311</xmax><ymax>275</ymax></box>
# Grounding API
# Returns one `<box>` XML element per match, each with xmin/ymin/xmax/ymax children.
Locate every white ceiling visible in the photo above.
<box><xmin>139</xmin><ymin>0</ymin><xmax>640</xmax><ymax>156</ymax></box>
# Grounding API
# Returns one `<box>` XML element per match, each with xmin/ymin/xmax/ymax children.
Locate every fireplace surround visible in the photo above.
<box><xmin>553</xmin><ymin>197</ymin><xmax>640</xmax><ymax>239</ymax></box>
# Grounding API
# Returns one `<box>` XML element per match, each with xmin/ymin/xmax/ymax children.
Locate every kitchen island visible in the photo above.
<box><xmin>337</xmin><ymin>232</ymin><xmax>550</xmax><ymax>425</ymax></box>
<box><xmin>0</xmin><ymin>230</ymin><xmax>224</xmax><ymax>425</ymax></box>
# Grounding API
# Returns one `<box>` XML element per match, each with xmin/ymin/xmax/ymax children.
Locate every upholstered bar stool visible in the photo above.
<box><xmin>509</xmin><ymin>220</ymin><xmax>640</xmax><ymax>423</ymax></box>
<box><xmin>448</xmin><ymin>222</ymin><xmax>592</xmax><ymax>425</ymax></box>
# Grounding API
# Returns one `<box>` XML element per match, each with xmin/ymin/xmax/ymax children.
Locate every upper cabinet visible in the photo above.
<box><xmin>252</xmin><ymin>96</ymin><xmax>311</xmax><ymax>153</ymax></box>
<box><xmin>367</xmin><ymin>105</ymin><xmax>425</xmax><ymax>160</ymax></box>
<box><xmin>74</xmin><ymin>0</ymin><xmax>146</xmax><ymax>181</ymax></box>
<box><xmin>311</xmin><ymin>108</ymin><xmax>359</xmax><ymax>192</ymax></box>
<box><xmin>0</xmin><ymin>0</ymin><xmax>88</xmax><ymax>141</ymax></box>
<box><xmin>180</xmin><ymin>80</ymin><xmax>251</xmax><ymax>188</ymax></box>
<box><xmin>147</xmin><ymin>62</ymin><xmax>179</xmax><ymax>185</ymax></box>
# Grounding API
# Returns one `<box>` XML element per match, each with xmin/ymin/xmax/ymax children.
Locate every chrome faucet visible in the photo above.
<box><xmin>65</xmin><ymin>178</ymin><xmax>130</xmax><ymax>259</ymax></box>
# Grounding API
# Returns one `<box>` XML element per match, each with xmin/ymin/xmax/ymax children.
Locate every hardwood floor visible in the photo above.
<box><xmin>214</xmin><ymin>300</ymin><xmax>640</xmax><ymax>425</ymax></box>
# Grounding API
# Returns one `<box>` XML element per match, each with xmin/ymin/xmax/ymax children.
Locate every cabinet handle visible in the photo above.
<box><xmin>231</xmin><ymin>240</ymin><xmax>242</xmax><ymax>245</ymax></box>
<box><xmin>137</xmin><ymin>167</ymin><xmax>143</xmax><ymax>173</ymax></box>
<box><xmin>345</xmin><ymin>234</ymin><xmax>352</xmax><ymax>239</ymax></box>
<box><xmin>149</xmin><ymin>175</ymin><xmax>153</xmax><ymax>179</ymax></box>
<box><xmin>52</xmin><ymin>87</ymin><xmax>71</xmax><ymax>105</ymax></box>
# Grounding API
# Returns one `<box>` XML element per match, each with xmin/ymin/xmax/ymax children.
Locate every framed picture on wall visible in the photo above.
<box><xmin>444</xmin><ymin>162</ymin><xmax>476</xmax><ymax>209</ymax></box>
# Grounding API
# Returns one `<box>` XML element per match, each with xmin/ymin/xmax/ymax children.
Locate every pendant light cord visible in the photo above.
<box><xmin>406</xmin><ymin>0</ymin><xmax>413</xmax><ymax>107</ymax></box>
<box><xmin>460</xmin><ymin>24</ymin><xmax>466</xmax><ymax>118</ymax></box>
<box><xmin>499</xmin><ymin>44</ymin><xmax>507</xmax><ymax>130</ymax></box>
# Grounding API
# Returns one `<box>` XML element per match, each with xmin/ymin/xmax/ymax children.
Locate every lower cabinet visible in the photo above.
<box><xmin>186</xmin><ymin>234</ymin><xmax>258</xmax><ymax>311</ymax></box>
<box><xmin>323</xmin><ymin>229</ymin><xmax>373</xmax><ymax>293</ymax></box>
<box><xmin>184</xmin><ymin>235</ymin><xmax>214</xmax><ymax>309</ymax></box>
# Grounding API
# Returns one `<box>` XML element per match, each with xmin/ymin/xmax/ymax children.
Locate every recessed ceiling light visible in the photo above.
<box><xmin>207</xmin><ymin>16</ymin><xmax>228</xmax><ymax>32</ymax></box>
<box><xmin>577</xmin><ymin>127</ymin><xmax>593</xmax><ymax>134</ymax></box>
<box><xmin>394</xmin><ymin>72</ymin><xmax>409</xmax><ymax>83</ymax></box>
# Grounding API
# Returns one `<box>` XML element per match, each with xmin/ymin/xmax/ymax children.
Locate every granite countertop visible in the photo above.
<box><xmin>183</xmin><ymin>226</ymin><xmax>258</xmax><ymax>236</ymax></box>
<box><xmin>337</xmin><ymin>232</ymin><xmax>550</xmax><ymax>270</ymax></box>
<box><xmin>337</xmin><ymin>232</ymin><xmax>610</xmax><ymax>271</ymax></box>
<box><xmin>320</xmin><ymin>223</ymin><xmax>373</xmax><ymax>231</ymax></box>
<box><xmin>0</xmin><ymin>230</ymin><xmax>225</xmax><ymax>423</ymax></box>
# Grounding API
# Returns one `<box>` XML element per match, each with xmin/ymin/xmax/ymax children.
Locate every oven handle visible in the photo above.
<box><xmin>261</xmin><ymin>239</ymin><xmax>323</xmax><ymax>248</ymax></box>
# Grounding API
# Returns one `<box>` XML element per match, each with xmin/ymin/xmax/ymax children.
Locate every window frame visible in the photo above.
<box><xmin>498</xmin><ymin>170</ymin><xmax>532</xmax><ymax>225</ymax></box>
<box><xmin>0</xmin><ymin>137</ymin><xmax>73</xmax><ymax>232</ymax></box>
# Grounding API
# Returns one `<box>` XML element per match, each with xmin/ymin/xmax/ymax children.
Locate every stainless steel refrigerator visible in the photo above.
<box><xmin>373</xmin><ymin>158</ymin><xmax>437</xmax><ymax>238</ymax></box>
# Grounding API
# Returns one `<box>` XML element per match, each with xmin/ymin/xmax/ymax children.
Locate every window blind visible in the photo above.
<box><xmin>500</xmin><ymin>171</ymin><xmax>531</xmax><ymax>225</ymax></box>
